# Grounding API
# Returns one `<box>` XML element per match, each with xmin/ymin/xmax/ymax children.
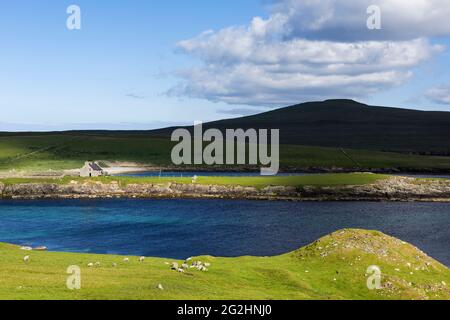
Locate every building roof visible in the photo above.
<box><xmin>88</xmin><ymin>162</ymin><xmax>103</xmax><ymax>171</ymax></box>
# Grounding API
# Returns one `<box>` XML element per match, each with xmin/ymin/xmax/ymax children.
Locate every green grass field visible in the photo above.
<box><xmin>1</xmin><ymin>229</ymin><xmax>448</xmax><ymax>300</ymax></box>
<box><xmin>2</xmin><ymin>133</ymin><xmax>450</xmax><ymax>172</ymax></box>
<box><xmin>0</xmin><ymin>173</ymin><xmax>389</xmax><ymax>189</ymax></box>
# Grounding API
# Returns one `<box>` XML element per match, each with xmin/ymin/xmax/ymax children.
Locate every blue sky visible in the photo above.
<box><xmin>1</xmin><ymin>0</ymin><xmax>450</xmax><ymax>131</ymax></box>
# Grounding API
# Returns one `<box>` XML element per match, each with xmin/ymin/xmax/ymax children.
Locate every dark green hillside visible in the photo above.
<box><xmin>153</xmin><ymin>99</ymin><xmax>450</xmax><ymax>154</ymax></box>
<box><xmin>2</xmin><ymin>100</ymin><xmax>450</xmax><ymax>172</ymax></box>
<box><xmin>2</xmin><ymin>133</ymin><xmax>450</xmax><ymax>172</ymax></box>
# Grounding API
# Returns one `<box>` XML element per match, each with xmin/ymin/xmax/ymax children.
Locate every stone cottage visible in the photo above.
<box><xmin>80</xmin><ymin>162</ymin><xmax>104</xmax><ymax>177</ymax></box>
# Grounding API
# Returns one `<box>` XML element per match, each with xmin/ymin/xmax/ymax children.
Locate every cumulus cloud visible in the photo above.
<box><xmin>170</xmin><ymin>0</ymin><xmax>446</xmax><ymax>107</ymax></box>
<box><xmin>271</xmin><ymin>0</ymin><xmax>450</xmax><ymax>41</ymax></box>
<box><xmin>426</xmin><ymin>85</ymin><xmax>450</xmax><ymax>104</ymax></box>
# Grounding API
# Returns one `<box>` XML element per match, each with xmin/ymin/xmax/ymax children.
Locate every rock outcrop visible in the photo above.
<box><xmin>1</xmin><ymin>176</ymin><xmax>450</xmax><ymax>201</ymax></box>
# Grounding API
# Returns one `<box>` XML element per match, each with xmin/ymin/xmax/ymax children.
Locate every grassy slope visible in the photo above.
<box><xmin>0</xmin><ymin>229</ymin><xmax>448</xmax><ymax>300</ymax></box>
<box><xmin>2</xmin><ymin>134</ymin><xmax>450</xmax><ymax>172</ymax></box>
<box><xmin>171</xmin><ymin>99</ymin><xmax>450</xmax><ymax>153</ymax></box>
<box><xmin>0</xmin><ymin>173</ymin><xmax>389</xmax><ymax>189</ymax></box>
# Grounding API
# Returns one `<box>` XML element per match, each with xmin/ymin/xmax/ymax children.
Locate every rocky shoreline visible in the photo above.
<box><xmin>1</xmin><ymin>176</ymin><xmax>450</xmax><ymax>202</ymax></box>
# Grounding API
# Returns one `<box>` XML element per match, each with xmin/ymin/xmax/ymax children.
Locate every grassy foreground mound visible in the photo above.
<box><xmin>0</xmin><ymin>229</ymin><xmax>449</xmax><ymax>300</ymax></box>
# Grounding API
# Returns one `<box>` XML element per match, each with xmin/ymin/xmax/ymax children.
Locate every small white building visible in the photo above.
<box><xmin>80</xmin><ymin>162</ymin><xmax>104</xmax><ymax>177</ymax></box>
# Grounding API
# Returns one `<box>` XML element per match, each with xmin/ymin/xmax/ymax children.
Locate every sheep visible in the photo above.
<box><xmin>112</xmin><ymin>263</ymin><xmax>117</xmax><ymax>267</ymax></box>
<box><xmin>95</xmin><ymin>262</ymin><xmax>101</xmax><ymax>267</ymax></box>
<box><xmin>197</xmin><ymin>265</ymin><xmax>209</xmax><ymax>272</ymax></box>
<box><xmin>87</xmin><ymin>263</ymin><xmax>94</xmax><ymax>268</ymax></box>
<box><xmin>171</xmin><ymin>262</ymin><xmax>179</xmax><ymax>270</ymax></box>
<box><xmin>139</xmin><ymin>256</ymin><xmax>145</xmax><ymax>262</ymax></box>
<box><xmin>23</xmin><ymin>256</ymin><xmax>30</xmax><ymax>263</ymax></box>
<box><xmin>123</xmin><ymin>258</ymin><xmax>129</xmax><ymax>262</ymax></box>
<box><xmin>198</xmin><ymin>266</ymin><xmax>208</xmax><ymax>272</ymax></box>
<box><xmin>191</xmin><ymin>261</ymin><xmax>202</xmax><ymax>267</ymax></box>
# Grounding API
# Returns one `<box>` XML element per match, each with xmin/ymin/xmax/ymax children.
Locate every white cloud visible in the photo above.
<box><xmin>272</xmin><ymin>0</ymin><xmax>450</xmax><ymax>41</ymax></box>
<box><xmin>426</xmin><ymin>85</ymin><xmax>450</xmax><ymax>104</ymax></box>
<box><xmin>170</xmin><ymin>0</ymin><xmax>446</xmax><ymax>107</ymax></box>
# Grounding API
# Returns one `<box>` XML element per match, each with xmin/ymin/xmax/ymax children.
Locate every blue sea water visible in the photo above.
<box><xmin>116</xmin><ymin>171</ymin><xmax>450</xmax><ymax>179</ymax></box>
<box><xmin>0</xmin><ymin>199</ymin><xmax>449</xmax><ymax>266</ymax></box>
<box><xmin>115</xmin><ymin>171</ymin><xmax>310</xmax><ymax>177</ymax></box>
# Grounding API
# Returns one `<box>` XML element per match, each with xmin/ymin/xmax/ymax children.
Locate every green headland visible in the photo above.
<box><xmin>1</xmin><ymin>229</ymin><xmax>449</xmax><ymax>300</ymax></box>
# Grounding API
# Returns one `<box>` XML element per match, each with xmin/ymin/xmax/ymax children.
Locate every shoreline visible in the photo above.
<box><xmin>3</xmin><ymin>195</ymin><xmax>450</xmax><ymax>202</ymax></box>
<box><xmin>1</xmin><ymin>176</ymin><xmax>450</xmax><ymax>202</ymax></box>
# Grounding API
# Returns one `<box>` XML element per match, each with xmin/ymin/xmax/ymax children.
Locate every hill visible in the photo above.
<box><xmin>3</xmin><ymin>100</ymin><xmax>450</xmax><ymax>172</ymax></box>
<box><xmin>0</xmin><ymin>229</ymin><xmax>448</xmax><ymax>300</ymax></box>
<box><xmin>152</xmin><ymin>99</ymin><xmax>450</xmax><ymax>154</ymax></box>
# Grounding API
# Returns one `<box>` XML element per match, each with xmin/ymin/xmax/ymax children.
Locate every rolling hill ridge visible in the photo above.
<box><xmin>2</xmin><ymin>99</ymin><xmax>450</xmax><ymax>172</ymax></box>
<box><xmin>152</xmin><ymin>99</ymin><xmax>450</xmax><ymax>154</ymax></box>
